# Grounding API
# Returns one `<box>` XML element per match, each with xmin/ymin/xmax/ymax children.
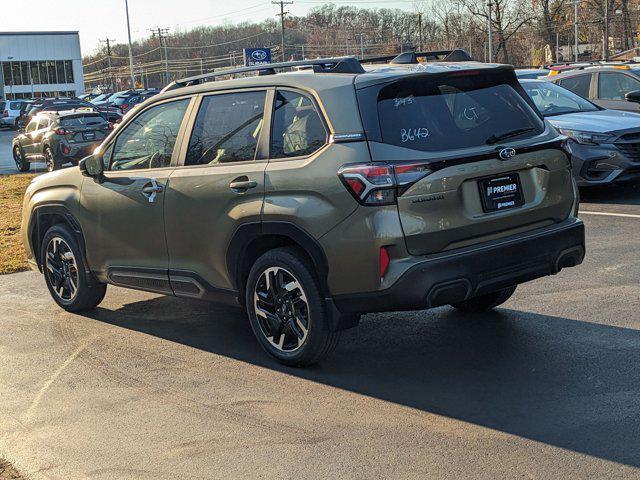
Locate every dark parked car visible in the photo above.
<box><xmin>12</xmin><ymin>110</ymin><xmax>113</xmax><ymax>172</ymax></box>
<box><xmin>115</xmin><ymin>91</ymin><xmax>159</xmax><ymax>114</ymax></box>
<box><xmin>549</xmin><ymin>64</ymin><xmax>640</xmax><ymax>112</ymax></box>
<box><xmin>19</xmin><ymin>99</ymin><xmax>121</xmax><ymax>128</ymax></box>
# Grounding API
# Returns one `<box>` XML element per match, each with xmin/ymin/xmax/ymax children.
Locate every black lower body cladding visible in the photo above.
<box><xmin>333</xmin><ymin>219</ymin><xmax>585</xmax><ymax>314</ymax></box>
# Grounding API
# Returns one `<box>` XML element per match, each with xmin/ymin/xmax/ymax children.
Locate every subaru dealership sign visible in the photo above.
<box><xmin>244</xmin><ymin>48</ymin><xmax>272</xmax><ymax>66</ymax></box>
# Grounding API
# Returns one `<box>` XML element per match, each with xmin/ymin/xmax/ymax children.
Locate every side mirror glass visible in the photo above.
<box><xmin>625</xmin><ymin>90</ymin><xmax>640</xmax><ymax>103</ymax></box>
<box><xmin>79</xmin><ymin>154</ymin><xmax>104</xmax><ymax>178</ymax></box>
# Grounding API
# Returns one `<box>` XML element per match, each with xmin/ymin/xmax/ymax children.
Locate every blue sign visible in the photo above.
<box><xmin>244</xmin><ymin>48</ymin><xmax>272</xmax><ymax>66</ymax></box>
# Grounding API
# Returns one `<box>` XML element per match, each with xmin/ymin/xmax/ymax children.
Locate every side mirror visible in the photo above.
<box><xmin>625</xmin><ymin>90</ymin><xmax>640</xmax><ymax>103</ymax></box>
<box><xmin>79</xmin><ymin>154</ymin><xmax>104</xmax><ymax>179</ymax></box>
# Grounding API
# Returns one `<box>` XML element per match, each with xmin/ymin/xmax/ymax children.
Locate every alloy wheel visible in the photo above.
<box><xmin>13</xmin><ymin>147</ymin><xmax>23</xmax><ymax>170</ymax></box>
<box><xmin>45</xmin><ymin>150</ymin><xmax>55</xmax><ymax>172</ymax></box>
<box><xmin>45</xmin><ymin>237</ymin><xmax>79</xmax><ymax>302</ymax></box>
<box><xmin>253</xmin><ymin>266</ymin><xmax>310</xmax><ymax>352</ymax></box>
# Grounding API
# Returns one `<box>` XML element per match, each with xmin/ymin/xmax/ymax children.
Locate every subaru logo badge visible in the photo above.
<box><xmin>499</xmin><ymin>147</ymin><xmax>516</xmax><ymax>160</ymax></box>
<box><xmin>251</xmin><ymin>50</ymin><xmax>267</xmax><ymax>61</ymax></box>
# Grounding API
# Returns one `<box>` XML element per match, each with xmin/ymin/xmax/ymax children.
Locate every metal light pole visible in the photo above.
<box><xmin>124</xmin><ymin>0</ymin><xmax>136</xmax><ymax>88</ymax></box>
<box><xmin>604</xmin><ymin>0</ymin><xmax>610</xmax><ymax>61</ymax></box>
<box><xmin>574</xmin><ymin>0</ymin><xmax>579</xmax><ymax>62</ymax></box>
<box><xmin>487</xmin><ymin>1</ymin><xmax>494</xmax><ymax>62</ymax></box>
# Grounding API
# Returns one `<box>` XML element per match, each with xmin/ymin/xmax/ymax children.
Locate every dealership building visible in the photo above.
<box><xmin>0</xmin><ymin>31</ymin><xmax>84</xmax><ymax>100</ymax></box>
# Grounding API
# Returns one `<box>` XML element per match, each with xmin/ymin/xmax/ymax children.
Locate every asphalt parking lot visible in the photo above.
<box><xmin>0</xmin><ymin>129</ymin><xmax>46</xmax><ymax>174</ymax></box>
<box><xmin>1</xmin><ymin>128</ymin><xmax>640</xmax><ymax>478</ymax></box>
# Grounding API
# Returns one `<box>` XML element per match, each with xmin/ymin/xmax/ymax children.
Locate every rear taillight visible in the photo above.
<box><xmin>107</xmin><ymin>122</ymin><xmax>114</xmax><ymax>130</ymax></box>
<box><xmin>338</xmin><ymin>162</ymin><xmax>432</xmax><ymax>206</ymax></box>
<box><xmin>54</xmin><ymin>127</ymin><xmax>70</xmax><ymax>135</ymax></box>
<box><xmin>2</xmin><ymin>111</ymin><xmax>7</xmax><ymax>117</ymax></box>
<box><xmin>338</xmin><ymin>163</ymin><xmax>396</xmax><ymax>205</ymax></box>
<box><xmin>121</xmin><ymin>104</ymin><xmax>128</xmax><ymax>112</ymax></box>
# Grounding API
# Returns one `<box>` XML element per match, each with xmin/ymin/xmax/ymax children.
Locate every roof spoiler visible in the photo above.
<box><xmin>362</xmin><ymin>49</ymin><xmax>473</xmax><ymax>65</ymax></box>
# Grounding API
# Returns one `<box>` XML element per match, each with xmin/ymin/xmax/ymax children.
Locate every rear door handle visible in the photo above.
<box><xmin>229</xmin><ymin>176</ymin><xmax>258</xmax><ymax>192</ymax></box>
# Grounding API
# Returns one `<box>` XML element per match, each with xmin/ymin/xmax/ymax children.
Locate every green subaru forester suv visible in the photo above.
<box><xmin>21</xmin><ymin>53</ymin><xmax>585</xmax><ymax>366</ymax></box>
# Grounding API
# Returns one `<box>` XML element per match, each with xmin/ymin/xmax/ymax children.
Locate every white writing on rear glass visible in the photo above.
<box><xmin>400</xmin><ymin>127</ymin><xmax>429</xmax><ymax>143</ymax></box>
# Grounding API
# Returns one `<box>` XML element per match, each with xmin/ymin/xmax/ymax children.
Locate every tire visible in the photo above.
<box><xmin>41</xmin><ymin>224</ymin><xmax>107</xmax><ymax>312</ymax></box>
<box><xmin>44</xmin><ymin>147</ymin><xmax>59</xmax><ymax>172</ymax></box>
<box><xmin>13</xmin><ymin>146</ymin><xmax>30</xmax><ymax>172</ymax></box>
<box><xmin>245</xmin><ymin>247</ymin><xmax>340</xmax><ymax>367</ymax></box>
<box><xmin>450</xmin><ymin>286</ymin><xmax>517</xmax><ymax>313</ymax></box>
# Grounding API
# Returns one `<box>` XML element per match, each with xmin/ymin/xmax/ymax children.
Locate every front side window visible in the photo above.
<box><xmin>108</xmin><ymin>99</ymin><xmax>190</xmax><ymax>171</ymax></box>
<box><xmin>270</xmin><ymin>90</ymin><xmax>327</xmax><ymax>158</ymax></box>
<box><xmin>185</xmin><ymin>91</ymin><xmax>266</xmax><ymax>165</ymax></box>
<box><xmin>556</xmin><ymin>74</ymin><xmax>591</xmax><ymax>98</ymax></box>
<box><xmin>598</xmin><ymin>72</ymin><xmax>640</xmax><ymax>100</ymax></box>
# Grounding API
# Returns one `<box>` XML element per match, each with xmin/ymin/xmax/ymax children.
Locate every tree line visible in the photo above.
<box><xmin>83</xmin><ymin>1</ymin><xmax>640</xmax><ymax>90</ymax></box>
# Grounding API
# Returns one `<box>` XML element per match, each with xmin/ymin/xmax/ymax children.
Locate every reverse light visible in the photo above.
<box><xmin>338</xmin><ymin>162</ymin><xmax>432</xmax><ymax>205</ymax></box>
<box><xmin>557</xmin><ymin>128</ymin><xmax>615</xmax><ymax>145</ymax></box>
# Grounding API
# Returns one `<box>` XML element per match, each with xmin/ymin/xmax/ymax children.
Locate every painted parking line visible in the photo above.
<box><xmin>580</xmin><ymin>210</ymin><xmax>640</xmax><ymax>219</ymax></box>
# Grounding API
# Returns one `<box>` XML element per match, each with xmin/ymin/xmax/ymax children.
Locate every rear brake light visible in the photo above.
<box><xmin>2</xmin><ymin>111</ymin><xmax>7</xmax><ymax>117</ymax></box>
<box><xmin>338</xmin><ymin>162</ymin><xmax>432</xmax><ymax>205</ymax></box>
<box><xmin>107</xmin><ymin>122</ymin><xmax>114</xmax><ymax>130</ymax></box>
<box><xmin>54</xmin><ymin>127</ymin><xmax>70</xmax><ymax>135</ymax></box>
<box><xmin>379</xmin><ymin>247</ymin><xmax>390</xmax><ymax>278</ymax></box>
<box><xmin>338</xmin><ymin>163</ymin><xmax>396</xmax><ymax>205</ymax></box>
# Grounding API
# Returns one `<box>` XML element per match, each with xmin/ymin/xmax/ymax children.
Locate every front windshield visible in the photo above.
<box><xmin>522</xmin><ymin>81</ymin><xmax>599</xmax><ymax>117</ymax></box>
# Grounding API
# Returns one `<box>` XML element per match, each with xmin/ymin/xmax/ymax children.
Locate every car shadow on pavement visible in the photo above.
<box><xmin>580</xmin><ymin>183</ymin><xmax>640</xmax><ymax>205</ymax></box>
<box><xmin>86</xmin><ymin>295</ymin><xmax>640</xmax><ymax>467</ymax></box>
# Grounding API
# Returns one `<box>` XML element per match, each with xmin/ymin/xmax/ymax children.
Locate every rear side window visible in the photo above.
<box><xmin>369</xmin><ymin>73</ymin><xmax>543</xmax><ymax>152</ymax></box>
<box><xmin>9</xmin><ymin>102</ymin><xmax>22</xmax><ymax>110</ymax></box>
<box><xmin>556</xmin><ymin>74</ymin><xmax>591</xmax><ymax>98</ymax></box>
<box><xmin>270</xmin><ymin>90</ymin><xmax>327</xmax><ymax>158</ymax></box>
<box><xmin>598</xmin><ymin>72</ymin><xmax>640</xmax><ymax>100</ymax></box>
<box><xmin>185</xmin><ymin>91</ymin><xmax>266</xmax><ymax>165</ymax></box>
<box><xmin>37</xmin><ymin>117</ymin><xmax>50</xmax><ymax>129</ymax></box>
<box><xmin>60</xmin><ymin>114</ymin><xmax>105</xmax><ymax>127</ymax></box>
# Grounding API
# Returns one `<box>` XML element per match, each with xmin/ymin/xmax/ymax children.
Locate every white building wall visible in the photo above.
<box><xmin>0</xmin><ymin>31</ymin><xmax>84</xmax><ymax>99</ymax></box>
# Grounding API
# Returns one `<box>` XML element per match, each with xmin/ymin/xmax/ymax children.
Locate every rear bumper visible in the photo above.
<box><xmin>332</xmin><ymin>218</ymin><xmax>585</xmax><ymax>314</ymax></box>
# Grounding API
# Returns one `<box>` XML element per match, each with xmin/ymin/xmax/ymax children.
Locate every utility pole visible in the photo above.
<box><xmin>152</xmin><ymin>27</ymin><xmax>170</xmax><ymax>86</ymax></box>
<box><xmin>417</xmin><ymin>13</ymin><xmax>423</xmax><ymax>51</ymax></box>
<box><xmin>124</xmin><ymin>0</ymin><xmax>135</xmax><ymax>89</ymax></box>
<box><xmin>604</xmin><ymin>0</ymin><xmax>610</xmax><ymax>60</ymax></box>
<box><xmin>556</xmin><ymin>31</ymin><xmax>560</xmax><ymax>62</ymax></box>
<box><xmin>357</xmin><ymin>33</ymin><xmax>365</xmax><ymax>59</ymax></box>
<box><xmin>487</xmin><ymin>0</ymin><xmax>494</xmax><ymax>62</ymax></box>
<box><xmin>574</xmin><ymin>0</ymin><xmax>579</xmax><ymax>62</ymax></box>
<box><xmin>100</xmin><ymin>38</ymin><xmax>115</xmax><ymax>90</ymax></box>
<box><xmin>272</xmin><ymin>1</ymin><xmax>293</xmax><ymax>61</ymax></box>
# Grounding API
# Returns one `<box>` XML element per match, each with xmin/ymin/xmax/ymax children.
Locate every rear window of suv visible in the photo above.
<box><xmin>358</xmin><ymin>70</ymin><xmax>544</xmax><ymax>153</ymax></box>
<box><xmin>60</xmin><ymin>114</ymin><xmax>106</xmax><ymax>126</ymax></box>
<box><xmin>370</xmin><ymin>70</ymin><xmax>544</xmax><ymax>151</ymax></box>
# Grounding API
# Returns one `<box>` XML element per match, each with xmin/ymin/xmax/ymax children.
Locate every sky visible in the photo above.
<box><xmin>1</xmin><ymin>0</ymin><xmax>418</xmax><ymax>55</ymax></box>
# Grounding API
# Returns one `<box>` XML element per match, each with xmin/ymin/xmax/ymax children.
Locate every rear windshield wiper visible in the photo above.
<box><xmin>485</xmin><ymin>127</ymin><xmax>535</xmax><ymax>145</ymax></box>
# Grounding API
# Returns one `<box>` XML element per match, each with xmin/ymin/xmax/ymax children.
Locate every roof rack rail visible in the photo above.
<box><xmin>362</xmin><ymin>49</ymin><xmax>473</xmax><ymax>65</ymax></box>
<box><xmin>162</xmin><ymin>56</ymin><xmax>365</xmax><ymax>92</ymax></box>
